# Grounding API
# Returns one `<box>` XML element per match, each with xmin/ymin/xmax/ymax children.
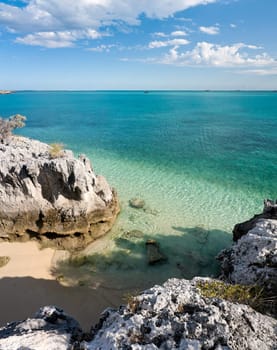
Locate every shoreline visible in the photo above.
<box><xmin>0</xmin><ymin>241</ymin><xmax>125</xmax><ymax>331</ymax></box>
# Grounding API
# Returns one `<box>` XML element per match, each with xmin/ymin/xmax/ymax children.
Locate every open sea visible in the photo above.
<box><xmin>1</xmin><ymin>90</ymin><xmax>277</xmax><ymax>290</ymax></box>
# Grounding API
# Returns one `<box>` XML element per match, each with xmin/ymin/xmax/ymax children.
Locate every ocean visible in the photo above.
<box><xmin>1</xmin><ymin>90</ymin><xmax>276</xmax><ymax>290</ymax></box>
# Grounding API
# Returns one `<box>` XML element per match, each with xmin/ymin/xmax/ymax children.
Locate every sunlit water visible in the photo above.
<box><xmin>1</xmin><ymin>91</ymin><xmax>276</xmax><ymax>290</ymax></box>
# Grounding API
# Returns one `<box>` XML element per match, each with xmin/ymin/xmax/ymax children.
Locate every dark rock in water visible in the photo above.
<box><xmin>129</xmin><ymin>198</ymin><xmax>145</xmax><ymax>209</ymax></box>
<box><xmin>123</xmin><ymin>230</ymin><xmax>144</xmax><ymax>239</ymax></box>
<box><xmin>145</xmin><ymin>239</ymin><xmax>167</xmax><ymax>265</ymax></box>
<box><xmin>218</xmin><ymin>200</ymin><xmax>277</xmax><ymax>317</ymax></box>
<box><xmin>0</xmin><ymin>136</ymin><xmax>119</xmax><ymax>250</ymax></box>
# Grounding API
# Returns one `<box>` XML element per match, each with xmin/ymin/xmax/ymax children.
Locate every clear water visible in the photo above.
<box><xmin>1</xmin><ymin>91</ymin><xmax>276</xmax><ymax>290</ymax></box>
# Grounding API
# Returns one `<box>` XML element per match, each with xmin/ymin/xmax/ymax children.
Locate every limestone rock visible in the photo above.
<box><xmin>0</xmin><ymin>306</ymin><xmax>82</xmax><ymax>350</ymax></box>
<box><xmin>88</xmin><ymin>278</ymin><xmax>277</xmax><ymax>349</ymax></box>
<box><xmin>218</xmin><ymin>201</ymin><xmax>277</xmax><ymax>316</ymax></box>
<box><xmin>0</xmin><ymin>136</ymin><xmax>119</xmax><ymax>249</ymax></box>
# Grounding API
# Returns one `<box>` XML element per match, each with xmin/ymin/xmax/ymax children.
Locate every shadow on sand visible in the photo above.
<box><xmin>0</xmin><ymin>276</ymin><xmax>124</xmax><ymax>331</ymax></box>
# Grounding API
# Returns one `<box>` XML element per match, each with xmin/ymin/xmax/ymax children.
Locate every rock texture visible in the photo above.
<box><xmin>0</xmin><ymin>306</ymin><xmax>82</xmax><ymax>350</ymax></box>
<box><xmin>218</xmin><ymin>200</ymin><xmax>277</xmax><ymax>316</ymax></box>
<box><xmin>1</xmin><ymin>279</ymin><xmax>276</xmax><ymax>349</ymax></box>
<box><xmin>0</xmin><ymin>136</ymin><xmax>119</xmax><ymax>249</ymax></box>
<box><xmin>88</xmin><ymin>278</ymin><xmax>277</xmax><ymax>349</ymax></box>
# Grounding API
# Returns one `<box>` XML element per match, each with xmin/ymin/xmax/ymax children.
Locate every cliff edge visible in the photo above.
<box><xmin>0</xmin><ymin>136</ymin><xmax>119</xmax><ymax>249</ymax></box>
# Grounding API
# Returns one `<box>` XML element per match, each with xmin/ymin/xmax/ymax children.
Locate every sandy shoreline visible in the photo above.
<box><xmin>0</xmin><ymin>241</ymin><xmax>124</xmax><ymax>331</ymax></box>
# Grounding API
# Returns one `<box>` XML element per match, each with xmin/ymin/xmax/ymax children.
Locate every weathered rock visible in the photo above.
<box><xmin>0</xmin><ymin>136</ymin><xmax>119</xmax><ymax>249</ymax></box>
<box><xmin>218</xmin><ymin>201</ymin><xmax>277</xmax><ymax>316</ymax></box>
<box><xmin>0</xmin><ymin>306</ymin><xmax>83</xmax><ymax>350</ymax></box>
<box><xmin>233</xmin><ymin>199</ymin><xmax>277</xmax><ymax>241</ymax></box>
<box><xmin>145</xmin><ymin>239</ymin><xmax>167</xmax><ymax>265</ymax></box>
<box><xmin>88</xmin><ymin>278</ymin><xmax>277</xmax><ymax>349</ymax></box>
<box><xmin>129</xmin><ymin>198</ymin><xmax>145</xmax><ymax>209</ymax></box>
<box><xmin>1</xmin><ymin>279</ymin><xmax>276</xmax><ymax>349</ymax></box>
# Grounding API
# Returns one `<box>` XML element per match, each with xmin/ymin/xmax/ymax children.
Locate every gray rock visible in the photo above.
<box><xmin>0</xmin><ymin>136</ymin><xmax>119</xmax><ymax>249</ymax></box>
<box><xmin>87</xmin><ymin>278</ymin><xmax>277</xmax><ymax>349</ymax></box>
<box><xmin>129</xmin><ymin>198</ymin><xmax>145</xmax><ymax>209</ymax></box>
<box><xmin>0</xmin><ymin>306</ymin><xmax>82</xmax><ymax>350</ymax></box>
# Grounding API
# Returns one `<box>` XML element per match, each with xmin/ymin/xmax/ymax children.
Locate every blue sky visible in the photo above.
<box><xmin>0</xmin><ymin>0</ymin><xmax>276</xmax><ymax>89</ymax></box>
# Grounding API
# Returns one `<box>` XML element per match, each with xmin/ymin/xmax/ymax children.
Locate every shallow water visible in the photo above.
<box><xmin>1</xmin><ymin>90</ymin><xmax>276</xmax><ymax>289</ymax></box>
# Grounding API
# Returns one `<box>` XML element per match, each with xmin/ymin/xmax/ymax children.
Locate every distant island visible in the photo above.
<box><xmin>0</xmin><ymin>90</ymin><xmax>13</xmax><ymax>95</ymax></box>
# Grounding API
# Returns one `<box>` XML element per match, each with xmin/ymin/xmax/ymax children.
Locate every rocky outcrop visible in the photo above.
<box><xmin>1</xmin><ymin>279</ymin><xmax>276</xmax><ymax>349</ymax></box>
<box><xmin>0</xmin><ymin>136</ymin><xmax>119</xmax><ymax>249</ymax></box>
<box><xmin>218</xmin><ymin>200</ymin><xmax>277</xmax><ymax>316</ymax></box>
<box><xmin>0</xmin><ymin>306</ymin><xmax>83</xmax><ymax>350</ymax></box>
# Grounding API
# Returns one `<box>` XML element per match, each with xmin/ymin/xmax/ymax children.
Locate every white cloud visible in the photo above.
<box><xmin>16</xmin><ymin>29</ymin><xmax>101</xmax><ymax>48</ymax></box>
<box><xmin>149</xmin><ymin>38</ymin><xmax>189</xmax><ymax>49</ymax></box>
<box><xmin>160</xmin><ymin>42</ymin><xmax>276</xmax><ymax>67</ymax></box>
<box><xmin>0</xmin><ymin>0</ymin><xmax>218</xmax><ymax>47</ymax></box>
<box><xmin>171</xmin><ymin>30</ymin><xmax>187</xmax><ymax>36</ymax></box>
<box><xmin>152</xmin><ymin>32</ymin><xmax>168</xmax><ymax>38</ymax></box>
<box><xmin>239</xmin><ymin>68</ymin><xmax>277</xmax><ymax>76</ymax></box>
<box><xmin>199</xmin><ymin>25</ymin><xmax>219</xmax><ymax>35</ymax></box>
<box><xmin>230</xmin><ymin>23</ymin><xmax>236</xmax><ymax>28</ymax></box>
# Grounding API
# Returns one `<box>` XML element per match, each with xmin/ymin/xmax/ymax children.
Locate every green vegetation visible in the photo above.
<box><xmin>0</xmin><ymin>114</ymin><xmax>26</xmax><ymax>142</ymax></box>
<box><xmin>49</xmin><ymin>143</ymin><xmax>64</xmax><ymax>159</ymax></box>
<box><xmin>0</xmin><ymin>256</ymin><xmax>10</xmax><ymax>268</ymax></box>
<box><xmin>196</xmin><ymin>279</ymin><xmax>270</xmax><ymax>313</ymax></box>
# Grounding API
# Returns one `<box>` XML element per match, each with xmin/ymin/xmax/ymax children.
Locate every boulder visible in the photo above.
<box><xmin>0</xmin><ymin>136</ymin><xmax>119</xmax><ymax>249</ymax></box>
<box><xmin>129</xmin><ymin>198</ymin><xmax>145</xmax><ymax>209</ymax></box>
<box><xmin>145</xmin><ymin>239</ymin><xmax>167</xmax><ymax>265</ymax></box>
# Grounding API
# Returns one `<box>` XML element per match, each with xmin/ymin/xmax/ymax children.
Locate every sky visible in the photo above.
<box><xmin>0</xmin><ymin>0</ymin><xmax>276</xmax><ymax>90</ymax></box>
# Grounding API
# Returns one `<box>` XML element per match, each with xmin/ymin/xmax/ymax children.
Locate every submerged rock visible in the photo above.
<box><xmin>0</xmin><ymin>136</ymin><xmax>119</xmax><ymax>249</ymax></box>
<box><xmin>145</xmin><ymin>239</ymin><xmax>167</xmax><ymax>265</ymax></box>
<box><xmin>218</xmin><ymin>200</ymin><xmax>277</xmax><ymax>316</ymax></box>
<box><xmin>129</xmin><ymin>198</ymin><xmax>145</xmax><ymax>209</ymax></box>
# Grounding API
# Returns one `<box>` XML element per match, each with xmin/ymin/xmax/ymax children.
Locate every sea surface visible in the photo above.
<box><xmin>1</xmin><ymin>90</ymin><xmax>277</xmax><ymax>290</ymax></box>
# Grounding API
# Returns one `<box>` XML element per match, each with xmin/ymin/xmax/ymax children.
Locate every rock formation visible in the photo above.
<box><xmin>0</xmin><ymin>306</ymin><xmax>83</xmax><ymax>350</ymax></box>
<box><xmin>0</xmin><ymin>136</ymin><xmax>119</xmax><ymax>249</ymax></box>
<box><xmin>218</xmin><ymin>200</ymin><xmax>277</xmax><ymax>316</ymax></box>
<box><xmin>0</xmin><ymin>278</ymin><xmax>276</xmax><ymax>349</ymax></box>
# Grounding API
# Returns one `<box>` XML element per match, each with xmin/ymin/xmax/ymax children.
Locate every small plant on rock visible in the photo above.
<box><xmin>49</xmin><ymin>143</ymin><xmax>64</xmax><ymax>159</ymax></box>
<box><xmin>0</xmin><ymin>114</ymin><xmax>26</xmax><ymax>142</ymax></box>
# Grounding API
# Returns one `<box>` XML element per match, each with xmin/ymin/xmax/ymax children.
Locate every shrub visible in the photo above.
<box><xmin>49</xmin><ymin>143</ymin><xmax>64</xmax><ymax>159</ymax></box>
<box><xmin>0</xmin><ymin>114</ymin><xmax>26</xmax><ymax>142</ymax></box>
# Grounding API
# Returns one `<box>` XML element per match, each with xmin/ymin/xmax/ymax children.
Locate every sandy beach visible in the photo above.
<box><xmin>0</xmin><ymin>241</ymin><xmax>124</xmax><ymax>331</ymax></box>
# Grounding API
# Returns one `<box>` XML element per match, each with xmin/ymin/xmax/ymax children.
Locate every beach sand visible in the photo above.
<box><xmin>0</xmin><ymin>242</ymin><xmax>124</xmax><ymax>331</ymax></box>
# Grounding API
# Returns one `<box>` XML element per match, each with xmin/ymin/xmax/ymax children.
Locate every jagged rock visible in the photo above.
<box><xmin>233</xmin><ymin>199</ymin><xmax>277</xmax><ymax>241</ymax></box>
<box><xmin>1</xmin><ymin>279</ymin><xmax>276</xmax><ymax>349</ymax></box>
<box><xmin>129</xmin><ymin>198</ymin><xmax>145</xmax><ymax>209</ymax></box>
<box><xmin>88</xmin><ymin>278</ymin><xmax>277</xmax><ymax>349</ymax></box>
<box><xmin>0</xmin><ymin>136</ymin><xmax>119</xmax><ymax>249</ymax></box>
<box><xmin>218</xmin><ymin>201</ymin><xmax>277</xmax><ymax>316</ymax></box>
<box><xmin>145</xmin><ymin>239</ymin><xmax>167</xmax><ymax>265</ymax></box>
<box><xmin>0</xmin><ymin>306</ymin><xmax>83</xmax><ymax>350</ymax></box>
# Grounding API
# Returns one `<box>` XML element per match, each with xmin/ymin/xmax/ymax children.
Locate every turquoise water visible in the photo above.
<box><xmin>1</xmin><ymin>91</ymin><xmax>276</xmax><ymax>289</ymax></box>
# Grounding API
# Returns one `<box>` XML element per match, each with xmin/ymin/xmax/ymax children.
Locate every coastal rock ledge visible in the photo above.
<box><xmin>0</xmin><ymin>136</ymin><xmax>119</xmax><ymax>249</ymax></box>
<box><xmin>0</xmin><ymin>279</ymin><xmax>276</xmax><ymax>349</ymax></box>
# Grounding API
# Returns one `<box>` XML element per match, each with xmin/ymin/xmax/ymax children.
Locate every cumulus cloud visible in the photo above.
<box><xmin>0</xmin><ymin>0</ymin><xmax>218</xmax><ymax>47</ymax></box>
<box><xmin>15</xmin><ymin>29</ymin><xmax>102</xmax><ymax>48</ymax></box>
<box><xmin>149</xmin><ymin>38</ymin><xmax>190</xmax><ymax>49</ymax></box>
<box><xmin>199</xmin><ymin>25</ymin><xmax>219</xmax><ymax>35</ymax></box>
<box><xmin>171</xmin><ymin>30</ymin><xmax>187</xmax><ymax>36</ymax></box>
<box><xmin>161</xmin><ymin>42</ymin><xmax>276</xmax><ymax>67</ymax></box>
